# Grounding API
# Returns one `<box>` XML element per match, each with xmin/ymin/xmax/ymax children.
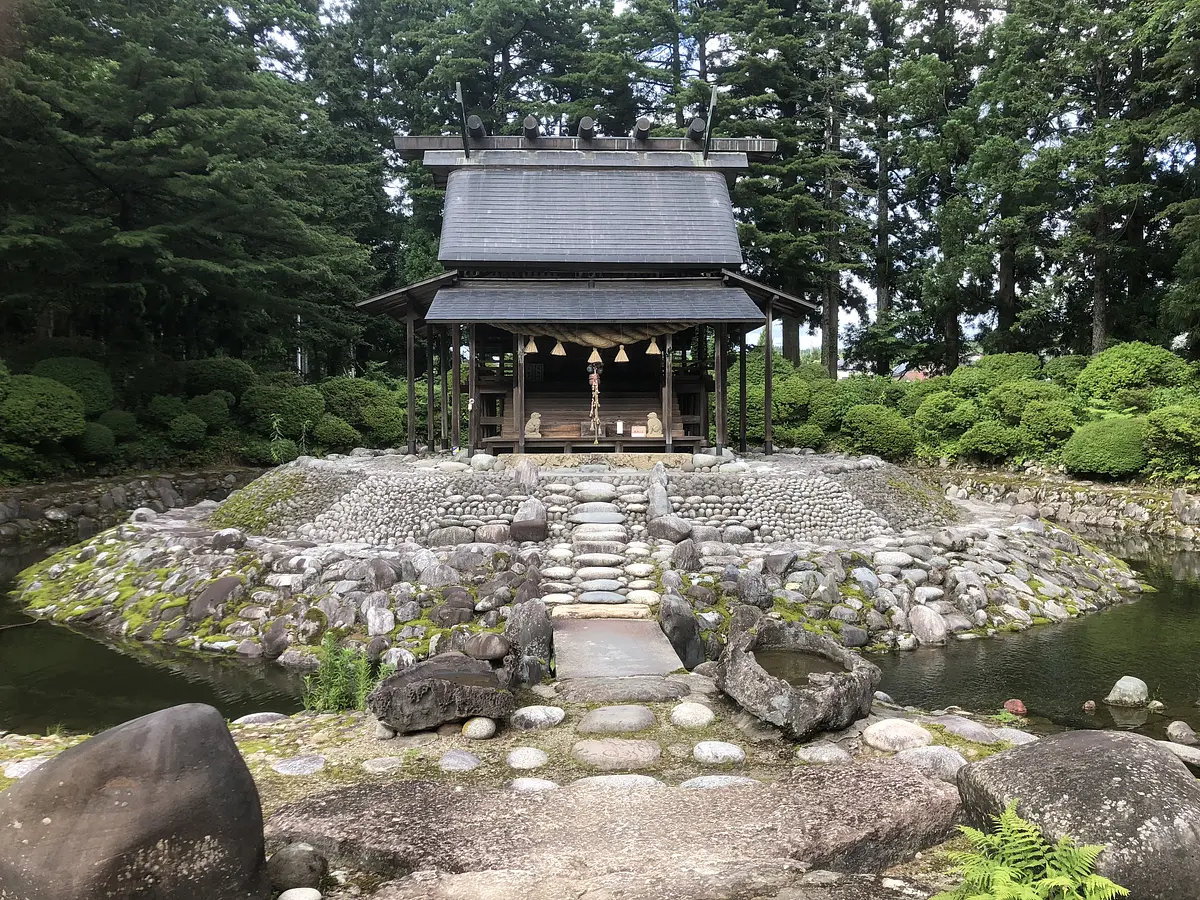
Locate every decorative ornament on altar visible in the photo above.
<box><xmin>551</xmin><ymin>341</ymin><xmax>566</xmax><ymax>356</ymax></box>
<box><xmin>524</xmin><ymin>412</ymin><xmax>542</xmax><ymax>438</ymax></box>
<box><xmin>646</xmin><ymin>412</ymin><xmax>664</xmax><ymax>437</ymax></box>
<box><xmin>646</xmin><ymin>336</ymin><xmax>661</xmax><ymax>355</ymax></box>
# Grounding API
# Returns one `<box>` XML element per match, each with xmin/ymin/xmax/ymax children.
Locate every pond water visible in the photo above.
<box><xmin>0</xmin><ymin>547</ymin><xmax>304</xmax><ymax>735</ymax></box>
<box><xmin>2</xmin><ymin>535</ymin><xmax>1199</xmax><ymax>739</ymax></box>
<box><xmin>874</xmin><ymin>537</ymin><xmax>1200</xmax><ymax>740</ymax></box>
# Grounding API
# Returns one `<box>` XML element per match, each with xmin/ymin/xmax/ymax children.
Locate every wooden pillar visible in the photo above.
<box><xmin>467</xmin><ymin>324</ymin><xmax>479</xmax><ymax>455</ymax></box>
<box><xmin>715</xmin><ymin>323</ymin><xmax>727</xmax><ymax>454</ymax></box>
<box><xmin>425</xmin><ymin>328</ymin><xmax>435</xmax><ymax>450</ymax></box>
<box><xmin>439</xmin><ymin>327</ymin><xmax>450</xmax><ymax>449</ymax></box>
<box><xmin>406</xmin><ymin>313</ymin><xmax>417</xmax><ymax>455</ymax></box>
<box><xmin>764</xmin><ymin>300</ymin><xmax>774</xmax><ymax>455</ymax></box>
<box><xmin>452</xmin><ymin>324</ymin><xmax>462</xmax><ymax>452</ymax></box>
<box><xmin>738</xmin><ymin>328</ymin><xmax>748</xmax><ymax>454</ymax></box>
<box><xmin>515</xmin><ymin>332</ymin><xmax>526</xmax><ymax>453</ymax></box>
<box><xmin>699</xmin><ymin>324</ymin><xmax>709</xmax><ymax>440</ymax></box>
<box><xmin>664</xmin><ymin>332</ymin><xmax>674</xmax><ymax>453</ymax></box>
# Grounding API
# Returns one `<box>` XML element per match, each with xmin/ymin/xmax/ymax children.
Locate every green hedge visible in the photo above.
<box><xmin>187</xmin><ymin>391</ymin><xmax>233</xmax><ymax>432</ymax></box>
<box><xmin>958</xmin><ymin>421</ymin><xmax>1026</xmax><ymax>461</ymax></box>
<box><xmin>31</xmin><ymin>357</ymin><xmax>114</xmax><ymax>417</ymax></box>
<box><xmin>1145</xmin><ymin>405</ymin><xmax>1200</xmax><ymax>473</ymax></box>
<box><xmin>1062</xmin><ymin>417</ymin><xmax>1149</xmax><ymax>478</ymax></box>
<box><xmin>314</xmin><ymin>413</ymin><xmax>362</xmax><ymax>452</ymax></box>
<box><xmin>167</xmin><ymin>412</ymin><xmax>209</xmax><ymax>447</ymax></box>
<box><xmin>840</xmin><ymin>404</ymin><xmax>917</xmax><ymax>461</ymax></box>
<box><xmin>1020</xmin><ymin>400</ymin><xmax>1078</xmax><ymax>448</ymax></box>
<box><xmin>98</xmin><ymin>409</ymin><xmax>140</xmax><ymax>441</ymax></box>
<box><xmin>75</xmin><ymin>422</ymin><xmax>117</xmax><ymax>460</ymax></box>
<box><xmin>0</xmin><ymin>375</ymin><xmax>87</xmax><ymax>444</ymax></box>
<box><xmin>239</xmin><ymin>384</ymin><xmax>326</xmax><ymax>439</ymax></box>
<box><xmin>184</xmin><ymin>357</ymin><xmax>257</xmax><ymax>398</ymax></box>
<box><xmin>1076</xmin><ymin>342</ymin><xmax>1190</xmax><ymax>401</ymax></box>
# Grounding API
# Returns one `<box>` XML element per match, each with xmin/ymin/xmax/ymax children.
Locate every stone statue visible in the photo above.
<box><xmin>646</xmin><ymin>411</ymin><xmax>664</xmax><ymax>438</ymax></box>
<box><xmin>524</xmin><ymin>412</ymin><xmax>542</xmax><ymax>438</ymax></box>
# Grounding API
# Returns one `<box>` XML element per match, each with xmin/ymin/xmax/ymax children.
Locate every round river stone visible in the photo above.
<box><xmin>693</xmin><ymin>741</ymin><xmax>746</xmax><ymax>765</ymax></box>
<box><xmin>862</xmin><ymin>719</ymin><xmax>933</xmax><ymax>752</ymax></box>
<box><xmin>507</xmin><ymin>747</ymin><xmax>550</xmax><ymax>770</ymax></box>
<box><xmin>271</xmin><ymin>755</ymin><xmax>326</xmax><ymax>776</ymax></box>
<box><xmin>439</xmin><ymin>750</ymin><xmax>482</xmax><ymax>772</ymax></box>
<box><xmin>571</xmin><ymin>739</ymin><xmax>662</xmax><ymax>770</ymax></box>
<box><xmin>670</xmin><ymin>702</ymin><xmax>715</xmax><ymax>729</ymax></box>
<box><xmin>577</xmin><ymin>705</ymin><xmax>657</xmax><ymax>734</ymax></box>
<box><xmin>511</xmin><ymin>777</ymin><xmax>559</xmax><ymax>793</ymax></box>
<box><xmin>510</xmin><ymin>705</ymin><xmax>566</xmax><ymax>731</ymax></box>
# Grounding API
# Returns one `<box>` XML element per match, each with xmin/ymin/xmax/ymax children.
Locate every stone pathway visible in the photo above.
<box><xmin>553</xmin><ymin>618</ymin><xmax>684</xmax><ymax>679</ymax></box>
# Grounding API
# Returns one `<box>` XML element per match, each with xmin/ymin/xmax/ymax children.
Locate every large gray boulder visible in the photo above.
<box><xmin>504</xmin><ymin>598</ymin><xmax>553</xmax><ymax>663</ymax></box>
<box><xmin>367</xmin><ymin>652</ymin><xmax>517</xmax><ymax>733</ymax></box>
<box><xmin>957</xmin><ymin>730</ymin><xmax>1200</xmax><ymax>900</ymax></box>
<box><xmin>0</xmin><ymin>703</ymin><xmax>269</xmax><ymax>900</ymax></box>
<box><xmin>658</xmin><ymin>594</ymin><xmax>704</xmax><ymax>670</ymax></box>
<box><xmin>510</xmin><ymin>497</ymin><xmax>548</xmax><ymax>542</ymax></box>
<box><xmin>907</xmin><ymin>605</ymin><xmax>948</xmax><ymax>645</ymax></box>
<box><xmin>646</xmin><ymin>514</ymin><xmax>692</xmax><ymax>542</ymax></box>
<box><xmin>647</xmin><ymin>483</ymin><xmax>673</xmax><ymax>519</ymax></box>
<box><xmin>715</xmin><ymin>621</ymin><xmax>880</xmax><ymax>741</ymax></box>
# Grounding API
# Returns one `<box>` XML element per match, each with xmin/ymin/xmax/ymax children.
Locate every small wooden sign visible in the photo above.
<box><xmin>630</xmin><ymin>425</ymin><xmax>647</xmax><ymax>437</ymax></box>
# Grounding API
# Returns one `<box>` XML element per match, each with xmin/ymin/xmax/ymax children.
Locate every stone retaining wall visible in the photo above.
<box><xmin>926</xmin><ymin>470</ymin><xmax>1200</xmax><ymax>543</ymax></box>
<box><xmin>0</xmin><ymin>468</ymin><xmax>262</xmax><ymax>546</ymax></box>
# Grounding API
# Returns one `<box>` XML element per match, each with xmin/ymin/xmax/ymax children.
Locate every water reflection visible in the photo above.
<box><xmin>0</xmin><ymin>546</ymin><xmax>303</xmax><ymax>734</ymax></box>
<box><xmin>875</xmin><ymin>542</ymin><xmax>1200</xmax><ymax>740</ymax></box>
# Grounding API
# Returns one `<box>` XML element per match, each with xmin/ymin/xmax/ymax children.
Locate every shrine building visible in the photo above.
<box><xmin>358</xmin><ymin>114</ymin><xmax>814</xmax><ymax>456</ymax></box>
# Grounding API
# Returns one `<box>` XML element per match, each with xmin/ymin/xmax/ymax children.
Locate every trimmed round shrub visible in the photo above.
<box><xmin>361</xmin><ymin>398</ymin><xmax>405</xmax><ymax>445</ymax></box>
<box><xmin>807</xmin><ymin>376</ymin><xmax>889</xmax><ymax>431</ymax></box>
<box><xmin>984</xmin><ymin>380</ymin><xmax>1068</xmax><ymax>424</ymax></box>
<box><xmin>1042</xmin><ymin>355</ymin><xmax>1088</xmax><ymax>391</ymax></box>
<box><xmin>840</xmin><ymin>404</ymin><xmax>916</xmax><ymax>461</ymax></box>
<box><xmin>1149</xmin><ymin>385</ymin><xmax>1200</xmax><ymax>410</ymax></box>
<box><xmin>0</xmin><ymin>375</ymin><xmax>87</xmax><ymax>444</ymax></box>
<box><xmin>782</xmin><ymin>422</ymin><xmax>825</xmax><ymax>449</ymax></box>
<box><xmin>976</xmin><ymin>352</ymin><xmax>1041</xmax><ymax>382</ymax></box>
<box><xmin>1061</xmin><ymin>417</ymin><xmax>1149</xmax><ymax>478</ymax></box>
<box><xmin>1145</xmin><ymin>405</ymin><xmax>1200</xmax><ymax>472</ymax></box>
<box><xmin>187</xmin><ymin>391</ymin><xmax>232</xmax><ymax>432</ymax></box>
<box><xmin>240</xmin><ymin>437</ymin><xmax>300</xmax><ymax>465</ymax></box>
<box><xmin>914</xmin><ymin>391</ymin><xmax>982</xmax><ymax>440</ymax></box>
<box><xmin>1076</xmin><ymin>342</ymin><xmax>1189</xmax><ymax>401</ymax></box>
<box><xmin>239</xmin><ymin>385</ymin><xmax>326</xmax><ymax>439</ymax></box>
<box><xmin>97</xmin><ymin>409</ymin><xmax>140</xmax><ymax>441</ymax></box>
<box><xmin>946</xmin><ymin>365</ymin><xmax>995</xmax><ymax>397</ymax></box>
<box><xmin>31</xmin><ymin>356</ymin><xmax>114</xmax><ymax>417</ymax></box>
<box><xmin>141</xmin><ymin>394</ymin><xmax>188</xmax><ymax>427</ymax></box>
<box><xmin>1020</xmin><ymin>400</ymin><xmax>1078</xmax><ymax>448</ymax></box>
<box><xmin>167</xmin><ymin>412</ymin><xmax>208</xmax><ymax>448</ymax></box>
<box><xmin>319</xmin><ymin>377</ymin><xmax>396</xmax><ymax>428</ymax></box>
<box><xmin>313</xmin><ymin>414</ymin><xmax>362</xmax><ymax>452</ymax></box>
<box><xmin>896</xmin><ymin>375</ymin><xmax>950</xmax><ymax>416</ymax></box>
<box><xmin>956</xmin><ymin>421</ymin><xmax>1025</xmax><ymax>461</ymax></box>
<box><xmin>1110</xmin><ymin>388</ymin><xmax>1153</xmax><ymax>412</ymax></box>
<box><xmin>116</xmin><ymin>434</ymin><xmax>174</xmax><ymax>468</ymax></box>
<box><xmin>184</xmin><ymin>357</ymin><xmax>257</xmax><ymax>398</ymax></box>
<box><xmin>258</xmin><ymin>369</ymin><xmax>304</xmax><ymax>388</ymax></box>
<box><xmin>75</xmin><ymin>422</ymin><xmax>117</xmax><ymax>461</ymax></box>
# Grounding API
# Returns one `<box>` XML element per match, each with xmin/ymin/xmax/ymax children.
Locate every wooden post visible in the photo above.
<box><xmin>699</xmin><ymin>324</ymin><xmax>709</xmax><ymax>440</ymax></box>
<box><xmin>425</xmin><ymin>328</ymin><xmax>435</xmax><ymax>450</ymax></box>
<box><xmin>439</xmin><ymin>327</ymin><xmax>449</xmax><ymax>449</ymax></box>
<box><xmin>738</xmin><ymin>328</ymin><xmax>748</xmax><ymax>454</ymax></box>
<box><xmin>406</xmin><ymin>313</ymin><xmax>417</xmax><ymax>455</ymax></box>
<box><xmin>764</xmin><ymin>299</ymin><xmax>774</xmax><ymax>455</ymax></box>
<box><xmin>467</xmin><ymin>324</ymin><xmax>479</xmax><ymax>455</ymax></box>
<box><xmin>715</xmin><ymin>323</ymin><xmax>727</xmax><ymax>454</ymax></box>
<box><xmin>664</xmin><ymin>332</ymin><xmax>674</xmax><ymax>452</ymax></box>
<box><xmin>515</xmin><ymin>332</ymin><xmax>526</xmax><ymax>453</ymax></box>
<box><xmin>452</xmin><ymin>324</ymin><xmax>462</xmax><ymax>452</ymax></box>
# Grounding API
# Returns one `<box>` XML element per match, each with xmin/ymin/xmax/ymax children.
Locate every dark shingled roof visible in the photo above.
<box><xmin>438</xmin><ymin>168</ymin><xmax>743</xmax><ymax>267</ymax></box>
<box><xmin>424</xmin><ymin>279</ymin><xmax>764</xmax><ymax>324</ymax></box>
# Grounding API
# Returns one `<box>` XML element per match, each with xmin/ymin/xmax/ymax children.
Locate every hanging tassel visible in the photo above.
<box><xmin>646</xmin><ymin>336</ymin><xmax>661</xmax><ymax>355</ymax></box>
<box><xmin>525</xmin><ymin>336</ymin><xmax>538</xmax><ymax>353</ymax></box>
<box><xmin>588</xmin><ymin>347</ymin><xmax>602</xmax><ymax>363</ymax></box>
<box><xmin>551</xmin><ymin>341</ymin><xmax>566</xmax><ymax>356</ymax></box>
<box><xmin>615</xmin><ymin>344</ymin><xmax>629</xmax><ymax>363</ymax></box>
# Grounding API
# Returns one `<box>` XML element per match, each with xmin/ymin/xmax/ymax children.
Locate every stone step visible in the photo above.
<box><xmin>540</xmin><ymin>581</ymin><xmax>574</xmax><ymax>594</ymax></box>
<box><xmin>578</xmin><ymin>590</ymin><xmax>628</xmax><ymax>604</ymax></box>
<box><xmin>571</xmin><ymin>501</ymin><xmax>622</xmax><ymax>514</ymax></box>
<box><xmin>542</xmin><ymin>566</ymin><xmax>576</xmax><ymax>580</ymax></box>
<box><xmin>552</xmin><ymin>617</ymin><xmax>686</xmax><ymax>677</ymax></box>
<box><xmin>572</xmin><ymin>541</ymin><xmax>629</xmax><ymax>556</ymax></box>
<box><xmin>573</xmin><ymin>553</ymin><xmax>626</xmax><ymax>568</ymax></box>
<box><xmin>541</xmin><ymin>593</ymin><xmax>576</xmax><ymax>605</ymax></box>
<box><xmin>551</xmin><ymin>603</ymin><xmax>652</xmax><ymax>620</ymax></box>
<box><xmin>575</xmin><ymin>566</ymin><xmax>625</xmax><ymax>581</ymax></box>
<box><xmin>568</xmin><ymin>512</ymin><xmax>627</xmax><ymax>525</ymax></box>
<box><xmin>571</xmin><ymin>524</ymin><xmax>629</xmax><ymax>541</ymax></box>
<box><xmin>578</xmin><ymin>579</ymin><xmax>624</xmax><ymax>593</ymax></box>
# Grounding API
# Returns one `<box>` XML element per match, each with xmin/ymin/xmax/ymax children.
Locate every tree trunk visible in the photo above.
<box><xmin>822</xmin><ymin>43</ymin><xmax>842</xmax><ymax>379</ymax></box>
<box><xmin>782</xmin><ymin>315</ymin><xmax>801</xmax><ymax>363</ymax></box>
<box><xmin>671</xmin><ymin>0</ymin><xmax>684</xmax><ymax>127</ymax></box>
<box><xmin>997</xmin><ymin>236</ymin><xmax>1017</xmax><ymax>339</ymax></box>
<box><xmin>875</xmin><ymin>115</ymin><xmax>890</xmax><ymax>320</ymax></box>
<box><xmin>1092</xmin><ymin>207</ymin><xmax>1108</xmax><ymax>354</ymax></box>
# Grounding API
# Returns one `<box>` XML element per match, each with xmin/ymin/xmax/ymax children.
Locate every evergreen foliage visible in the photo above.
<box><xmin>1062</xmin><ymin>418</ymin><xmax>1150</xmax><ymax>478</ymax></box>
<box><xmin>166</xmin><ymin>413</ymin><xmax>209</xmax><ymax>448</ymax></box>
<box><xmin>31</xmin><ymin>357</ymin><xmax>114</xmax><ymax>417</ymax></box>
<box><xmin>840</xmin><ymin>404</ymin><xmax>917</xmax><ymax>460</ymax></box>
<box><xmin>303</xmin><ymin>633</ymin><xmax>396</xmax><ymax>712</ymax></box>
<box><xmin>934</xmin><ymin>800</ymin><xmax>1129</xmax><ymax>900</ymax></box>
<box><xmin>0</xmin><ymin>375</ymin><xmax>87</xmax><ymax>444</ymax></box>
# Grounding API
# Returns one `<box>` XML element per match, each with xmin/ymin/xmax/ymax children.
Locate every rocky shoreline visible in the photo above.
<box><xmin>13</xmin><ymin>451</ymin><xmax>1146</xmax><ymax>671</ymax></box>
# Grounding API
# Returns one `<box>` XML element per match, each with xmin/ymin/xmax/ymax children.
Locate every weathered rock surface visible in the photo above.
<box><xmin>658</xmin><ymin>593</ymin><xmax>704</xmax><ymax>670</ymax></box>
<box><xmin>367</xmin><ymin>652</ymin><xmax>517</xmax><ymax>734</ymax></box>
<box><xmin>1104</xmin><ymin>675</ymin><xmax>1149</xmax><ymax>708</ymax></box>
<box><xmin>0</xmin><ymin>703</ymin><xmax>269</xmax><ymax>900</ymax></box>
<box><xmin>266</xmin><ymin>763</ymin><xmax>958</xmax><ymax>900</ymax></box>
<box><xmin>958</xmin><ymin>730</ymin><xmax>1200</xmax><ymax>900</ymax></box>
<box><xmin>715</xmin><ymin>622</ymin><xmax>879</xmax><ymax>740</ymax></box>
